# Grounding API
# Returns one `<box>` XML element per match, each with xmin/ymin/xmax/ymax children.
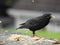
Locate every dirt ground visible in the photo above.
<box><xmin>0</xmin><ymin>30</ymin><xmax>60</xmax><ymax>45</ymax></box>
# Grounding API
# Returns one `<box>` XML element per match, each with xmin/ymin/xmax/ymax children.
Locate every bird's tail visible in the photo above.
<box><xmin>16</xmin><ymin>26</ymin><xmax>25</xmax><ymax>30</ymax></box>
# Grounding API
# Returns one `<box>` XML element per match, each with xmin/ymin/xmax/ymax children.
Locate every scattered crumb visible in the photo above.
<box><xmin>7</xmin><ymin>34</ymin><xmax>60</xmax><ymax>44</ymax></box>
<box><xmin>7</xmin><ymin>34</ymin><xmax>25</xmax><ymax>41</ymax></box>
<box><xmin>32</xmin><ymin>36</ymin><xmax>45</xmax><ymax>41</ymax></box>
<box><xmin>0</xmin><ymin>40</ymin><xmax>5</xmax><ymax>44</ymax></box>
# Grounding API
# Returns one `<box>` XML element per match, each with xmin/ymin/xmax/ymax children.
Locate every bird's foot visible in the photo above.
<box><xmin>32</xmin><ymin>34</ymin><xmax>41</xmax><ymax>37</ymax></box>
<box><xmin>32</xmin><ymin>35</ymin><xmax>45</xmax><ymax>41</ymax></box>
<box><xmin>32</xmin><ymin>35</ymin><xmax>40</xmax><ymax>41</ymax></box>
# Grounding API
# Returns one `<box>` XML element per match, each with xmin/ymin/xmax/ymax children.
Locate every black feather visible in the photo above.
<box><xmin>17</xmin><ymin>13</ymin><xmax>52</xmax><ymax>36</ymax></box>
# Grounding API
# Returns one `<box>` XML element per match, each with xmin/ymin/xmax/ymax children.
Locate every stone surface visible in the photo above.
<box><xmin>0</xmin><ymin>30</ymin><xmax>60</xmax><ymax>45</ymax></box>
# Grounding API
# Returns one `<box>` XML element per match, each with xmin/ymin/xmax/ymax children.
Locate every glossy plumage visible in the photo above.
<box><xmin>17</xmin><ymin>13</ymin><xmax>52</xmax><ymax>36</ymax></box>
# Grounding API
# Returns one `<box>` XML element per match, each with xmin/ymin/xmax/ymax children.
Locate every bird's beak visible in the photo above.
<box><xmin>51</xmin><ymin>15</ymin><xmax>56</xmax><ymax>18</ymax></box>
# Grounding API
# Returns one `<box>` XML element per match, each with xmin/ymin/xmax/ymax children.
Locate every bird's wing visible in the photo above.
<box><xmin>25</xmin><ymin>19</ymin><xmax>39</xmax><ymax>27</ymax></box>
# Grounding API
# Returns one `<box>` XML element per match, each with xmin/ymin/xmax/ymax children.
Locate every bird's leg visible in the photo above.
<box><xmin>33</xmin><ymin>31</ymin><xmax>39</xmax><ymax>37</ymax></box>
<box><xmin>32</xmin><ymin>31</ymin><xmax>41</xmax><ymax>41</ymax></box>
<box><xmin>33</xmin><ymin>31</ymin><xmax>35</xmax><ymax>37</ymax></box>
<box><xmin>33</xmin><ymin>31</ymin><xmax>40</xmax><ymax>37</ymax></box>
<box><xmin>33</xmin><ymin>31</ymin><xmax>38</xmax><ymax>37</ymax></box>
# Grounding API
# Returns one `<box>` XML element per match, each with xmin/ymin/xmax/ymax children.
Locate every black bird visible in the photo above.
<box><xmin>17</xmin><ymin>13</ymin><xmax>54</xmax><ymax>37</ymax></box>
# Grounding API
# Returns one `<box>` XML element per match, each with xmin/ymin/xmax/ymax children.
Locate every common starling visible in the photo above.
<box><xmin>17</xmin><ymin>13</ymin><xmax>54</xmax><ymax>37</ymax></box>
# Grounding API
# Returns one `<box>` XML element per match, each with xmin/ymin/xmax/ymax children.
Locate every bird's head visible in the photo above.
<box><xmin>43</xmin><ymin>13</ymin><xmax>55</xmax><ymax>19</ymax></box>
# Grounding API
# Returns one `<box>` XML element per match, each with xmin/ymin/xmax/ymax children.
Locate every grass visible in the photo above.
<box><xmin>2</xmin><ymin>28</ymin><xmax>60</xmax><ymax>40</ymax></box>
